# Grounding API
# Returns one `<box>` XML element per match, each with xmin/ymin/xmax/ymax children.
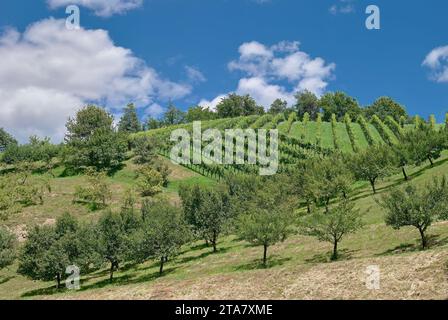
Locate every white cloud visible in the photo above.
<box><xmin>423</xmin><ymin>46</ymin><xmax>448</xmax><ymax>82</ymax></box>
<box><xmin>199</xmin><ymin>95</ymin><xmax>227</xmax><ymax>112</ymax></box>
<box><xmin>202</xmin><ymin>40</ymin><xmax>335</xmax><ymax>110</ymax></box>
<box><xmin>0</xmin><ymin>18</ymin><xmax>191</xmax><ymax>142</ymax></box>
<box><xmin>145</xmin><ymin>103</ymin><xmax>165</xmax><ymax>118</ymax></box>
<box><xmin>236</xmin><ymin>77</ymin><xmax>294</xmax><ymax>107</ymax></box>
<box><xmin>329</xmin><ymin>0</ymin><xmax>356</xmax><ymax>15</ymax></box>
<box><xmin>47</xmin><ymin>0</ymin><xmax>143</xmax><ymax>17</ymax></box>
<box><xmin>185</xmin><ymin>66</ymin><xmax>206</xmax><ymax>83</ymax></box>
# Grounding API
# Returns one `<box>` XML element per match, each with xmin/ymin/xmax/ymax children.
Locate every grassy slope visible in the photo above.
<box><xmin>1</xmin><ymin>151</ymin><xmax>448</xmax><ymax>300</ymax></box>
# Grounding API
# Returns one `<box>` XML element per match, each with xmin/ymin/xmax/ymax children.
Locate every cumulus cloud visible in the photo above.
<box><xmin>0</xmin><ymin>18</ymin><xmax>191</xmax><ymax>142</ymax></box>
<box><xmin>47</xmin><ymin>0</ymin><xmax>143</xmax><ymax>17</ymax></box>
<box><xmin>423</xmin><ymin>46</ymin><xmax>448</xmax><ymax>83</ymax></box>
<box><xmin>198</xmin><ymin>95</ymin><xmax>227</xmax><ymax>111</ymax></box>
<box><xmin>202</xmin><ymin>40</ymin><xmax>335</xmax><ymax>110</ymax></box>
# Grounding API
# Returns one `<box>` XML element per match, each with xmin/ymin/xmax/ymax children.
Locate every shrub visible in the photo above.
<box><xmin>316</xmin><ymin>113</ymin><xmax>323</xmax><ymax>147</ymax></box>
<box><xmin>344</xmin><ymin>114</ymin><xmax>359</xmax><ymax>152</ymax></box>
<box><xmin>73</xmin><ymin>168</ymin><xmax>111</xmax><ymax>210</ymax></box>
<box><xmin>371</xmin><ymin>115</ymin><xmax>396</xmax><ymax>145</ymax></box>
<box><xmin>331</xmin><ymin>114</ymin><xmax>340</xmax><ymax>150</ymax></box>
<box><xmin>384</xmin><ymin>115</ymin><xmax>404</xmax><ymax>138</ymax></box>
<box><xmin>285</xmin><ymin>112</ymin><xmax>297</xmax><ymax>134</ymax></box>
<box><xmin>0</xmin><ymin>227</ymin><xmax>17</xmax><ymax>270</ymax></box>
<box><xmin>136</xmin><ymin>165</ymin><xmax>164</xmax><ymax>197</ymax></box>
<box><xmin>357</xmin><ymin>115</ymin><xmax>375</xmax><ymax>146</ymax></box>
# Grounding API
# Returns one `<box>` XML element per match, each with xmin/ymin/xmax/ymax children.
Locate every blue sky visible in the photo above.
<box><xmin>0</xmin><ymin>0</ymin><xmax>447</xmax><ymax>141</ymax></box>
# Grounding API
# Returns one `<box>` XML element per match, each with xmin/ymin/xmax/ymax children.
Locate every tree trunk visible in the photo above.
<box><xmin>263</xmin><ymin>244</ymin><xmax>268</xmax><ymax>266</ymax></box>
<box><xmin>212</xmin><ymin>231</ymin><xmax>217</xmax><ymax>253</ymax></box>
<box><xmin>402</xmin><ymin>167</ymin><xmax>408</xmax><ymax>181</ymax></box>
<box><xmin>331</xmin><ymin>240</ymin><xmax>338</xmax><ymax>261</ymax></box>
<box><xmin>369</xmin><ymin>178</ymin><xmax>377</xmax><ymax>194</ymax></box>
<box><xmin>110</xmin><ymin>262</ymin><xmax>115</xmax><ymax>281</ymax></box>
<box><xmin>307</xmin><ymin>201</ymin><xmax>311</xmax><ymax>214</ymax></box>
<box><xmin>428</xmin><ymin>156</ymin><xmax>434</xmax><ymax>167</ymax></box>
<box><xmin>418</xmin><ymin>227</ymin><xmax>427</xmax><ymax>249</ymax></box>
<box><xmin>159</xmin><ymin>257</ymin><xmax>164</xmax><ymax>275</ymax></box>
<box><xmin>56</xmin><ymin>273</ymin><xmax>61</xmax><ymax>289</ymax></box>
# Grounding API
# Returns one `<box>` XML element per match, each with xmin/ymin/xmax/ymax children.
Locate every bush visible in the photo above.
<box><xmin>344</xmin><ymin>114</ymin><xmax>359</xmax><ymax>152</ymax></box>
<box><xmin>371</xmin><ymin>115</ymin><xmax>395</xmax><ymax>145</ymax></box>
<box><xmin>384</xmin><ymin>115</ymin><xmax>404</xmax><ymax>138</ymax></box>
<box><xmin>0</xmin><ymin>227</ymin><xmax>17</xmax><ymax>270</ymax></box>
<box><xmin>331</xmin><ymin>114</ymin><xmax>339</xmax><ymax>150</ymax></box>
<box><xmin>357</xmin><ymin>115</ymin><xmax>375</xmax><ymax>146</ymax></box>
<box><xmin>73</xmin><ymin>168</ymin><xmax>112</xmax><ymax>210</ymax></box>
<box><xmin>136</xmin><ymin>165</ymin><xmax>163</xmax><ymax>197</ymax></box>
<box><xmin>316</xmin><ymin>113</ymin><xmax>322</xmax><ymax>147</ymax></box>
<box><xmin>285</xmin><ymin>112</ymin><xmax>297</xmax><ymax>134</ymax></box>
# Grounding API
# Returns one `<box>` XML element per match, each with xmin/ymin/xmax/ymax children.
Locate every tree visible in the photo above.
<box><xmin>380</xmin><ymin>177</ymin><xmax>448</xmax><ymax>249</ymax></box>
<box><xmin>0</xmin><ymin>227</ymin><xmax>17</xmax><ymax>270</ymax></box>
<box><xmin>133</xmin><ymin>135</ymin><xmax>160</xmax><ymax>164</ymax></box>
<box><xmin>269</xmin><ymin>99</ymin><xmax>288</xmax><ymax>115</ymax></box>
<box><xmin>400</xmin><ymin>126</ymin><xmax>446</xmax><ymax>167</ymax></box>
<box><xmin>364</xmin><ymin>97</ymin><xmax>407</xmax><ymax>122</ymax></box>
<box><xmin>237</xmin><ymin>175</ymin><xmax>297</xmax><ymax>266</ymax></box>
<box><xmin>319</xmin><ymin>92</ymin><xmax>361</xmax><ymax>121</ymax></box>
<box><xmin>179</xmin><ymin>185</ymin><xmax>232</xmax><ymax>252</ymax></box>
<box><xmin>350</xmin><ymin>144</ymin><xmax>395</xmax><ymax>194</ymax></box>
<box><xmin>18</xmin><ymin>213</ymin><xmax>93</xmax><ymax>288</ymax></box>
<box><xmin>118</xmin><ymin>103</ymin><xmax>141</xmax><ymax>134</ymax></box>
<box><xmin>216</xmin><ymin>94</ymin><xmax>264</xmax><ymax>118</ymax></box>
<box><xmin>301</xmin><ymin>199</ymin><xmax>363</xmax><ymax>260</ymax></box>
<box><xmin>295</xmin><ymin>90</ymin><xmax>320</xmax><ymax>120</ymax></box>
<box><xmin>132</xmin><ymin>200</ymin><xmax>190</xmax><ymax>274</ymax></box>
<box><xmin>313</xmin><ymin>154</ymin><xmax>354</xmax><ymax>210</ymax></box>
<box><xmin>163</xmin><ymin>103</ymin><xmax>186</xmax><ymax>125</ymax></box>
<box><xmin>0</xmin><ymin>128</ymin><xmax>17</xmax><ymax>152</ymax></box>
<box><xmin>185</xmin><ymin>106</ymin><xmax>216</xmax><ymax>122</ymax></box>
<box><xmin>97</xmin><ymin>210</ymin><xmax>132</xmax><ymax>281</ymax></box>
<box><xmin>64</xmin><ymin>105</ymin><xmax>127</xmax><ymax>171</ymax></box>
<box><xmin>391</xmin><ymin>140</ymin><xmax>412</xmax><ymax>181</ymax></box>
<box><xmin>145</xmin><ymin>117</ymin><xmax>163</xmax><ymax>130</ymax></box>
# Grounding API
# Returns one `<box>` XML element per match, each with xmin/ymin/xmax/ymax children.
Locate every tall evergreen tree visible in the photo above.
<box><xmin>118</xmin><ymin>103</ymin><xmax>141</xmax><ymax>133</ymax></box>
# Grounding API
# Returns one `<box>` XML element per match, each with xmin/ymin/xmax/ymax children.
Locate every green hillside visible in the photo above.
<box><xmin>1</xmin><ymin>151</ymin><xmax>448</xmax><ymax>300</ymax></box>
<box><xmin>1</xmin><ymin>110</ymin><xmax>448</xmax><ymax>300</ymax></box>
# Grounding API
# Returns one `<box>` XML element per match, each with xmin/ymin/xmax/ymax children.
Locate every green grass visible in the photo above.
<box><xmin>351</xmin><ymin>123</ymin><xmax>370</xmax><ymax>149</ymax></box>
<box><xmin>2</xmin><ymin>151</ymin><xmax>448</xmax><ymax>299</ymax></box>
<box><xmin>334</xmin><ymin>122</ymin><xmax>353</xmax><ymax>153</ymax></box>
<box><xmin>320</xmin><ymin>122</ymin><xmax>335</xmax><ymax>149</ymax></box>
